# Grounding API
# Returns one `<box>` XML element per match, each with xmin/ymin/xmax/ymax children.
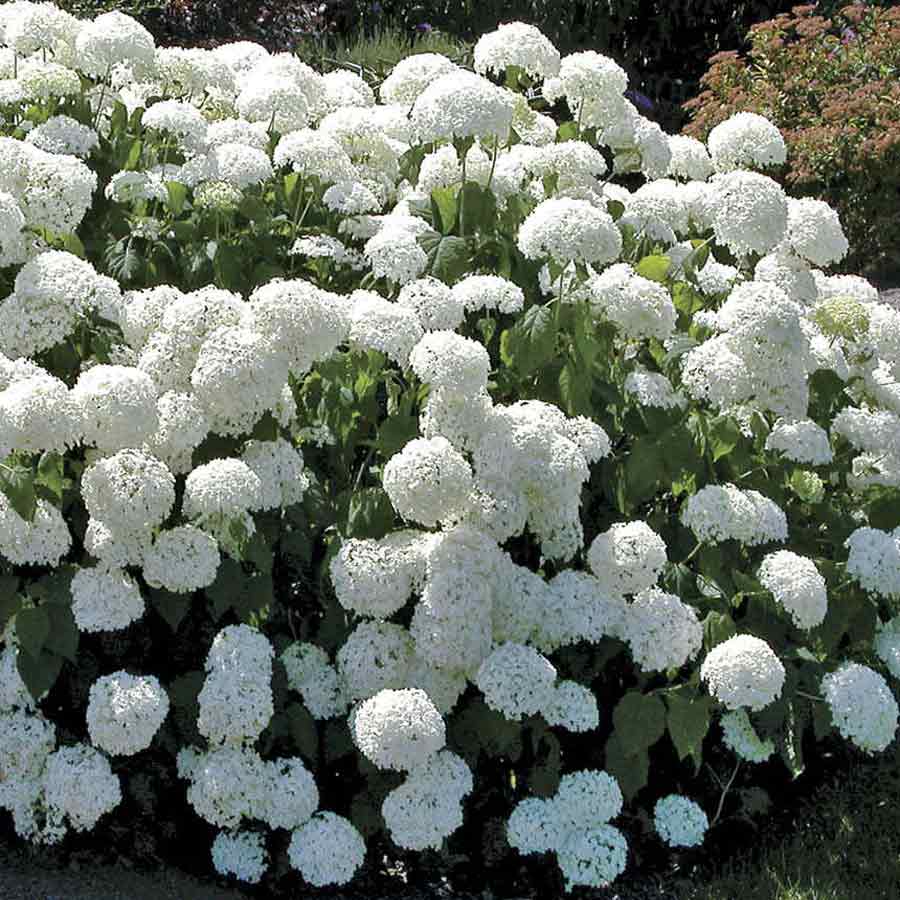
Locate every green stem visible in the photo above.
<box><xmin>459</xmin><ymin>150</ymin><xmax>467</xmax><ymax>238</ymax></box>
<box><xmin>710</xmin><ymin>759</ymin><xmax>740</xmax><ymax>827</ymax></box>
<box><xmin>679</xmin><ymin>542</ymin><xmax>703</xmax><ymax>565</ymax></box>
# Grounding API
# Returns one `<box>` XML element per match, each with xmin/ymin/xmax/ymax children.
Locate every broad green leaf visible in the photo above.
<box><xmin>708</xmin><ymin>415</ymin><xmax>743</xmax><ymax>461</ymax></box>
<box><xmin>431</xmin><ymin>186</ymin><xmax>458</xmax><ymax>235</ymax></box>
<box><xmin>607</xmin><ymin>199</ymin><xmax>625</xmax><ymax>221</ymax></box>
<box><xmin>0</xmin><ymin>576</ymin><xmax>21</xmax><ymax>632</ymax></box>
<box><xmin>150</xmin><ymin>588</ymin><xmax>192</xmax><ymax>631</ymax></box>
<box><xmin>558</xmin><ymin>360</ymin><xmax>593</xmax><ymax>417</ymax></box>
<box><xmin>500</xmin><ymin>304</ymin><xmax>557</xmax><ymax>375</ymax></box>
<box><xmin>15</xmin><ymin>607</ymin><xmax>49</xmax><ymax>658</ymax></box>
<box><xmin>214</xmin><ymin>245</ymin><xmax>244</xmax><ymax>292</ymax></box>
<box><xmin>286</xmin><ymin>702</ymin><xmax>319</xmax><ymax>764</ymax></box>
<box><xmin>525</xmin><ymin>731</ymin><xmax>561</xmax><ymax>797</ymax></box>
<box><xmin>165</xmin><ymin>181</ymin><xmax>188</xmax><ymax>215</ymax></box>
<box><xmin>604</xmin><ymin>733</ymin><xmax>649</xmax><ymax>800</ymax></box>
<box><xmin>124</xmin><ymin>138</ymin><xmax>143</xmax><ymax>171</ymax></box>
<box><xmin>611</xmin><ymin>691</ymin><xmax>666</xmax><ymax>749</ymax></box>
<box><xmin>0</xmin><ymin>461</ymin><xmax>37</xmax><ymax>522</ymax></box>
<box><xmin>422</xmin><ymin>233</ymin><xmax>471</xmax><ymax>283</ymax></box>
<box><xmin>703</xmin><ymin>611</ymin><xmax>737</xmax><ymax>650</ymax></box>
<box><xmin>666</xmin><ymin>691</ymin><xmax>712</xmax><ymax>773</ymax></box>
<box><xmin>346</xmin><ymin>487</ymin><xmax>395</xmax><ymax>540</ymax></box>
<box><xmin>16</xmin><ymin>648</ymin><xmax>63</xmax><ymax>703</ymax></box>
<box><xmin>43</xmin><ymin>604</ymin><xmax>79</xmax><ymax>663</ymax></box>
<box><xmin>35</xmin><ymin>451</ymin><xmax>66</xmax><ymax>504</ymax></box>
<box><xmin>635</xmin><ymin>254</ymin><xmax>670</xmax><ymax>283</ymax></box>
<box><xmin>459</xmin><ymin>182</ymin><xmax>497</xmax><ymax>233</ymax></box>
<box><xmin>556</xmin><ymin>121</ymin><xmax>578</xmax><ymax>142</ymax></box>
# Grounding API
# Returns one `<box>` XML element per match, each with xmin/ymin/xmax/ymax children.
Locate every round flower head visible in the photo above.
<box><xmin>71</xmin><ymin>365</ymin><xmax>158</xmax><ymax>452</ymax></box>
<box><xmin>0</xmin><ymin>495</ymin><xmax>71</xmax><ymax>567</ymax></box>
<box><xmin>241</xmin><ymin>438</ymin><xmax>308</xmax><ymax>511</ymax></box>
<box><xmin>543</xmin><ymin>680</ymin><xmax>600</xmax><ymax>732</ymax></box>
<box><xmin>337</xmin><ymin>621</ymin><xmax>415</xmax><ymax>703</ymax></box>
<box><xmin>71</xmin><ymin>566</ymin><xmax>145</xmax><ymax>633</ymax></box>
<box><xmin>44</xmin><ymin>744</ymin><xmax>122</xmax><ymax>832</ymax></box>
<box><xmin>507</xmin><ymin>796</ymin><xmax>560</xmax><ymax>854</ymax></box>
<box><xmin>622</xmin><ymin>588</ymin><xmax>703</xmax><ymax>673</ymax></box>
<box><xmin>211</xmin><ymin>830</ymin><xmax>268</xmax><ymax>884</ymax></box>
<box><xmin>473</xmin><ymin>22</ymin><xmax>560</xmax><ymax>80</ymax></box>
<box><xmin>587</xmin><ymin>521</ymin><xmax>667</xmax><ymax>598</ymax></box>
<box><xmin>142</xmin><ymin>525</ymin><xmax>221</xmax><ymax>594</ymax></box>
<box><xmin>474</xmin><ymin>642</ymin><xmax>557</xmax><ymax>721</ymax></box>
<box><xmin>86</xmin><ymin>672</ymin><xmax>169</xmax><ymax>756</ymax></box>
<box><xmin>765</xmin><ymin>418</ymin><xmax>833</xmax><ymax>466</ymax></box>
<box><xmin>654</xmin><ymin>795</ymin><xmax>708</xmax><ymax>848</ymax></box>
<box><xmin>822</xmin><ymin>662</ymin><xmax>899</xmax><ymax>754</ymax></box>
<box><xmin>348</xmin><ymin>290</ymin><xmax>424</xmax><ymax>366</ymax></box>
<box><xmin>552</xmin><ymin>769</ymin><xmax>623</xmax><ymax>832</ymax></box>
<box><xmin>452</xmin><ymin>273</ymin><xmax>524</xmax><ymax>315</ymax></box>
<box><xmin>709</xmin><ymin>170</ymin><xmax>788</xmax><ymax>256</ymax></box>
<box><xmin>411</xmin><ymin>70</ymin><xmax>515</xmax><ymax>143</ymax></box>
<box><xmin>667</xmin><ymin>135</ymin><xmax>714</xmax><ymax>181</ymax></box>
<box><xmin>557</xmin><ymin>825</ymin><xmax>628</xmax><ymax>891</ymax></box>
<box><xmin>0</xmin><ymin>371</ymin><xmax>79</xmax><ymax>457</ymax></box>
<box><xmin>701</xmin><ymin>634</ymin><xmax>785</xmax><ymax>711</ymax></box>
<box><xmin>350</xmin><ymin>687</ymin><xmax>445</xmax><ymax>771</ymax></box>
<box><xmin>544</xmin><ymin>50</ymin><xmax>628</xmax><ymax>110</ymax></box>
<box><xmin>682</xmin><ymin>484</ymin><xmax>787</xmax><ymax>546</ymax></box>
<box><xmin>260</xmin><ymin>757</ymin><xmax>319</xmax><ymax>830</ymax></box>
<box><xmin>409</xmin><ymin>330</ymin><xmax>490</xmax><ymax>394</ymax></box>
<box><xmin>80</xmin><ymin>449</ymin><xmax>175</xmax><ymax>536</ymax></box>
<box><xmin>183</xmin><ymin>458</ymin><xmax>263</xmax><ymax>520</ymax></box>
<box><xmin>844</xmin><ymin>527</ymin><xmax>900</xmax><ymax>600</ymax></box>
<box><xmin>624</xmin><ymin>369</ymin><xmax>684</xmax><ymax>409</ymax></box>
<box><xmin>382</xmin><ymin>436</ymin><xmax>474</xmax><ymax>528</ymax></box>
<box><xmin>25</xmin><ymin>115</ymin><xmax>98</xmax><ymax>159</ymax></box>
<box><xmin>707</xmin><ymin>112</ymin><xmax>787</xmax><ymax>173</ymax></box>
<box><xmin>397</xmin><ymin>277</ymin><xmax>466</xmax><ymax>332</ymax></box>
<box><xmin>75</xmin><ymin>11</ymin><xmax>156</xmax><ymax>77</ymax></box>
<box><xmin>758</xmin><ymin>550</ymin><xmax>827</xmax><ymax>630</ymax></box>
<box><xmin>380</xmin><ymin>53</ymin><xmax>459</xmax><ymax>106</ymax></box>
<box><xmin>287</xmin><ymin>812</ymin><xmax>366</xmax><ymax>887</ymax></box>
<box><xmin>518</xmin><ymin>197</ymin><xmax>622</xmax><ymax>266</ymax></box>
<box><xmin>281</xmin><ymin>642</ymin><xmax>347</xmax><ymax>719</ymax></box>
<box><xmin>786</xmin><ymin>197</ymin><xmax>849</xmax><ymax>267</ymax></box>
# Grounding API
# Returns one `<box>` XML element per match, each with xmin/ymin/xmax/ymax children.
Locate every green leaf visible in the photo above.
<box><xmin>635</xmin><ymin>254</ymin><xmax>671</xmax><ymax>283</ymax></box>
<box><xmin>165</xmin><ymin>181</ymin><xmax>189</xmax><ymax>216</ymax></box>
<box><xmin>421</xmin><ymin>233</ymin><xmax>471</xmax><ymax>284</ymax></box>
<box><xmin>0</xmin><ymin>461</ymin><xmax>37</xmax><ymax>522</ymax></box>
<box><xmin>206</xmin><ymin>559</ymin><xmax>274</xmax><ymax>624</ymax></box>
<box><xmin>214</xmin><ymin>245</ymin><xmax>244</xmax><ymax>292</ymax></box>
<box><xmin>62</xmin><ymin>232</ymin><xmax>86</xmax><ymax>258</ymax></box>
<box><xmin>0</xmin><ymin>576</ymin><xmax>21</xmax><ymax>632</ymax></box>
<box><xmin>703</xmin><ymin>611</ymin><xmax>737</xmax><ymax>650</ymax></box>
<box><xmin>15</xmin><ymin>607</ymin><xmax>49</xmax><ymax>658</ymax></box>
<box><xmin>666</xmin><ymin>691</ymin><xmax>712</xmax><ymax>773</ymax></box>
<box><xmin>604</xmin><ymin>733</ymin><xmax>649</xmax><ymax>801</ymax></box>
<box><xmin>16</xmin><ymin>648</ymin><xmax>63</xmax><ymax>703</ymax></box>
<box><xmin>556</xmin><ymin>121</ymin><xmax>578</xmax><ymax>142</ymax></box>
<box><xmin>558</xmin><ymin>360</ymin><xmax>593</xmax><ymax>416</ymax></box>
<box><xmin>607</xmin><ymin>199</ymin><xmax>625</xmax><ymax>221</ymax></box>
<box><xmin>611</xmin><ymin>691</ymin><xmax>666</xmax><ymax>750</ymax></box>
<box><xmin>286</xmin><ymin>702</ymin><xmax>319</xmax><ymax>764</ymax></box>
<box><xmin>346</xmin><ymin>487</ymin><xmax>395</xmax><ymax>540</ymax></box>
<box><xmin>430</xmin><ymin>186</ymin><xmax>458</xmax><ymax>235</ymax></box>
<box><xmin>35</xmin><ymin>451</ymin><xmax>66</xmax><ymax>504</ymax></box>
<box><xmin>124</xmin><ymin>138</ymin><xmax>143</xmax><ymax>171</ymax></box>
<box><xmin>460</xmin><ymin>182</ymin><xmax>497</xmax><ymax>233</ymax></box>
<box><xmin>43</xmin><ymin>604</ymin><xmax>79</xmax><ymax>663</ymax></box>
<box><xmin>500</xmin><ymin>304</ymin><xmax>557</xmax><ymax>375</ymax></box>
<box><xmin>377</xmin><ymin>410</ymin><xmax>419</xmax><ymax>459</ymax></box>
<box><xmin>149</xmin><ymin>588</ymin><xmax>192</xmax><ymax>631</ymax></box>
<box><xmin>525</xmin><ymin>730</ymin><xmax>562</xmax><ymax>797</ymax></box>
<box><xmin>708</xmin><ymin>415</ymin><xmax>743</xmax><ymax>461</ymax></box>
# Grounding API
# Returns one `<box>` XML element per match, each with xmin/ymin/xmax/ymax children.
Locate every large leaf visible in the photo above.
<box><xmin>0</xmin><ymin>461</ymin><xmax>37</xmax><ymax>522</ymax></box>
<box><xmin>346</xmin><ymin>487</ymin><xmax>396</xmax><ymax>540</ymax></box>
<box><xmin>16</xmin><ymin>648</ymin><xmax>63</xmax><ymax>703</ymax></box>
<box><xmin>611</xmin><ymin>691</ymin><xmax>666</xmax><ymax>749</ymax></box>
<box><xmin>666</xmin><ymin>690</ymin><xmax>712</xmax><ymax>773</ymax></box>
<box><xmin>430</xmin><ymin>186</ymin><xmax>458</xmax><ymax>235</ymax></box>
<box><xmin>635</xmin><ymin>254</ymin><xmax>671</xmax><ymax>283</ymax></box>
<box><xmin>149</xmin><ymin>587</ymin><xmax>192</xmax><ymax>632</ymax></box>
<box><xmin>421</xmin><ymin>233</ymin><xmax>471</xmax><ymax>283</ymax></box>
<box><xmin>43</xmin><ymin>604</ymin><xmax>79</xmax><ymax>663</ymax></box>
<box><xmin>500</xmin><ymin>304</ymin><xmax>557</xmax><ymax>376</ymax></box>
<box><xmin>15</xmin><ymin>607</ymin><xmax>50</xmax><ymax>658</ymax></box>
<box><xmin>604</xmin><ymin>733</ymin><xmax>649</xmax><ymax>800</ymax></box>
<box><xmin>287</xmin><ymin>702</ymin><xmax>320</xmax><ymax>764</ymax></box>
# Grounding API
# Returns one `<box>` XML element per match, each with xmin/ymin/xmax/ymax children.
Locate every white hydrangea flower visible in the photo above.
<box><xmin>845</xmin><ymin>526</ymin><xmax>900</xmax><ymax>600</ymax></box>
<box><xmin>451</xmin><ymin>273</ymin><xmax>525</xmax><ymax>315</ymax></box>
<box><xmin>397</xmin><ymin>277</ymin><xmax>466</xmax><ymax>332</ymax></box>
<box><xmin>71</xmin><ymin>566</ymin><xmax>145</xmax><ymax>633</ymax></box>
<box><xmin>707</xmin><ymin>112</ymin><xmax>787</xmax><ymax>173</ymax></box>
<box><xmin>587</xmin><ymin>521</ymin><xmax>667</xmax><ymax>598</ymax></box>
<box><xmin>822</xmin><ymin>662</ymin><xmax>899</xmax><ymax>754</ymax></box>
<box><xmin>380</xmin><ymin>53</ymin><xmax>459</xmax><ymax>106</ymax></box>
<box><xmin>701</xmin><ymin>634</ymin><xmax>785</xmax><ymax>711</ymax></box>
<box><xmin>197</xmin><ymin>625</ymin><xmax>274</xmax><ymax>747</ymax></box>
<box><xmin>720</xmin><ymin>709</ymin><xmax>775</xmax><ymax>762</ymax></box>
<box><xmin>622</xmin><ymin>588</ymin><xmax>703</xmax><ymax>673</ymax></box>
<box><xmin>183</xmin><ymin>458</ymin><xmax>263</xmax><ymax>521</ymax></box>
<box><xmin>287</xmin><ymin>812</ymin><xmax>366</xmax><ymax>887</ymax></box>
<box><xmin>86</xmin><ymin>672</ymin><xmax>169</xmax><ymax>756</ymax></box>
<box><xmin>758</xmin><ymin>550</ymin><xmax>827</xmax><ymax>629</ymax></box>
<box><xmin>142</xmin><ymin>525</ymin><xmax>221</xmax><ymax>594</ymax></box>
<box><xmin>260</xmin><ymin>757</ymin><xmax>319</xmax><ymax>830</ymax></box>
<box><xmin>557</xmin><ymin>825</ymin><xmax>628</xmax><ymax>891</ymax></box>
<box><xmin>475</xmin><ymin>643</ymin><xmax>557</xmax><ymax>720</ymax></box>
<box><xmin>624</xmin><ymin>369</ymin><xmax>685</xmax><ymax>409</ymax></box>
<box><xmin>667</xmin><ymin>134</ymin><xmax>714</xmax><ymax>181</ymax></box>
<box><xmin>518</xmin><ymin>197</ymin><xmax>622</xmax><ymax>267</ymax></box>
<box><xmin>75</xmin><ymin>10</ymin><xmax>156</xmax><ymax>77</ymax></box>
<box><xmin>875</xmin><ymin>617</ymin><xmax>900</xmax><ymax>681</ymax></box>
<box><xmin>765</xmin><ymin>418</ymin><xmax>833</xmax><ymax>465</ymax></box>
<box><xmin>653</xmin><ymin>795</ymin><xmax>708</xmax><ymax>848</ymax></box>
<box><xmin>25</xmin><ymin>115</ymin><xmax>98</xmax><ymax>158</ymax></box>
<box><xmin>347</xmin><ymin>290</ymin><xmax>424</xmax><ymax>365</ymax></box>
<box><xmin>281</xmin><ymin>642</ymin><xmax>348</xmax><ymax>719</ymax></box>
<box><xmin>588</xmin><ymin>263</ymin><xmax>677</xmax><ymax>342</ymax></box>
<box><xmin>708</xmin><ymin>170</ymin><xmax>788</xmax><ymax>256</ymax></box>
<box><xmin>72</xmin><ymin>365</ymin><xmax>158</xmax><ymax>451</ymax></box>
<box><xmin>142</xmin><ymin>100</ymin><xmax>208</xmax><ymax>154</ymax></box>
<box><xmin>184</xmin><ymin>745</ymin><xmax>268</xmax><ymax>829</ymax></box>
<box><xmin>350</xmin><ymin>687</ymin><xmax>445</xmax><ymax>771</ymax></box>
<box><xmin>43</xmin><ymin>744</ymin><xmax>122</xmax><ymax>832</ymax></box>
<box><xmin>411</xmin><ymin>70</ymin><xmax>515</xmax><ymax>143</ymax></box>
<box><xmin>0</xmin><ymin>371</ymin><xmax>80</xmax><ymax>457</ymax></box>
<box><xmin>474</xmin><ymin>21</ymin><xmax>560</xmax><ymax>80</ymax></box>
<box><xmin>754</xmin><ymin>248</ymin><xmax>818</xmax><ymax>305</ymax></box>
<box><xmin>241</xmin><ymin>438</ymin><xmax>308</xmax><ymax>511</ymax></box>
<box><xmin>0</xmin><ymin>493</ymin><xmax>70</xmax><ymax>567</ymax></box>
<box><xmin>337</xmin><ymin>621</ymin><xmax>415</xmax><ymax>702</ymax></box>
<box><xmin>682</xmin><ymin>484</ymin><xmax>787</xmax><ymax>546</ymax></box>
<box><xmin>409</xmin><ymin>330</ymin><xmax>490</xmax><ymax>395</ymax></box>
<box><xmin>211</xmin><ymin>830</ymin><xmax>268</xmax><ymax>884</ymax></box>
<box><xmin>383</xmin><ymin>436</ymin><xmax>474</xmax><ymax>528</ymax></box>
<box><xmin>786</xmin><ymin>197</ymin><xmax>848</xmax><ymax>267</ymax></box>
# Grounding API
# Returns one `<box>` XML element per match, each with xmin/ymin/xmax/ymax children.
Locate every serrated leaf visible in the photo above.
<box><xmin>149</xmin><ymin>588</ymin><xmax>192</xmax><ymax>631</ymax></box>
<box><xmin>165</xmin><ymin>181</ymin><xmax>188</xmax><ymax>215</ymax></box>
<box><xmin>459</xmin><ymin>181</ymin><xmax>496</xmax><ymax>233</ymax></box>
<box><xmin>666</xmin><ymin>691</ymin><xmax>712</xmax><ymax>773</ymax></box>
<box><xmin>500</xmin><ymin>304</ymin><xmax>556</xmax><ymax>375</ymax></box>
<box><xmin>612</xmin><ymin>691</ymin><xmax>666</xmax><ymax>750</ymax></box>
<box><xmin>421</xmin><ymin>233</ymin><xmax>471</xmax><ymax>284</ymax></box>
<box><xmin>703</xmin><ymin>611</ymin><xmax>737</xmax><ymax>650</ymax></box>
<box><xmin>346</xmin><ymin>486</ymin><xmax>395</xmax><ymax>540</ymax></box>
<box><xmin>287</xmin><ymin>702</ymin><xmax>319</xmax><ymax>764</ymax></box>
<box><xmin>35</xmin><ymin>451</ymin><xmax>66</xmax><ymax>504</ymax></box>
<box><xmin>708</xmin><ymin>415</ymin><xmax>743</xmax><ymax>461</ymax></box>
<box><xmin>430</xmin><ymin>186</ymin><xmax>458</xmax><ymax>235</ymax></box>
<box><xmin>15</xmin><ymin>607</ymin><xmax>49</xmax><ymax>658</ymax></box>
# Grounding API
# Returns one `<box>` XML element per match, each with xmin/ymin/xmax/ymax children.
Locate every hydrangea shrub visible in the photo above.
<box><xmin>0</xmin><ymin>5</ymin><xmax>898</xmax><ymax>894</ymax></box>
